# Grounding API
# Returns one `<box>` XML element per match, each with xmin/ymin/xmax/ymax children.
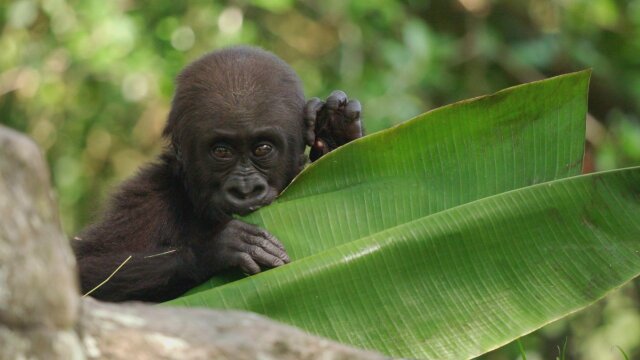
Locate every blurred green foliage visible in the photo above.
<box><xmin>1</xmin><ymin>0</ymin><xmax>638</xmax><ymax>358</ymax></box>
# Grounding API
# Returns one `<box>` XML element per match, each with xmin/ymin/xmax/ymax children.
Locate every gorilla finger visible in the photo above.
<box><xmin>240</xmin><ymin>221</ymin><xmax>275</xmax><ymax>239</ymax></box>
<box><xmin>325</xmin><ymin>90</ymin><xmax>347</xmax><ymax>110</ymax></box>
<box><xmin>259</xmin><ymin>229</ymin><xmax>286</xmax><ymax>251</ymax></box>
<box><xmin>246</xmin><ymin>235</ymin><xmax>290</xmax><ymax>263</ymax></box>
<box><xmin>303</xmin><ymin>97</ymin><xmax>324</xmax><ymax>145</ymax></box>
<box><xmin>344</xmin><ymin>100</ymin><xmax>362</xmax><ymax>121</ymax></box>
<box><xmin>344</xmin><ymin>123</ymin><xmax>364</xmax><ymax>141</ymax></box>
<box><xmin>318</xmin><ymin>138</ymin><xmax>331</xmax><ymax>154</ymax></box>
<box><xmin>304</xmin><ymin>97</ymin><xmax>324</xmax><ymax>120</ymax></box>
<box><xmin>309</xmin><ymin>138</ymin><xmax>330</xmax><ymax>162</ymax></box>
<box><xmin>247</xmin><ymin>245</ymin><xmax>286</xmax><ymax>268</ymax></box>
<box><xmin>236</xmin><ymin>253</ymin><xmax>261</xmax><ymax>275</ymax></box>
<box><xmin>240</xmin><ymin>224</ymin><xmax>288</xmax><ymax>256</ymax></box>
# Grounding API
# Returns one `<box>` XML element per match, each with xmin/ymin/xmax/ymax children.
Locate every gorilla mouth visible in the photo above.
<box><xmin>234</xmin><ymin>204</ymin><xmax>263</xmax><ymax>216</ymax></box>
<box><xmin>224</xmin><ymin>197</ymin><xmax>273</xmax><ymax>217</ymax></box>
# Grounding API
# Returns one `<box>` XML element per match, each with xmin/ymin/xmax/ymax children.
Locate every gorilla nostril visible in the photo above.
<box><xmin>251</xmin><ymin>184</ymin><xmax>266</xmax><ymax>198</ymax></box>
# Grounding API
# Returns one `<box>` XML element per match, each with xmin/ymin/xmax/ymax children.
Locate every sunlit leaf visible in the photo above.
<box><xmin>167</xmin><ymin>72</ymin><xmax>640</xmax><ymax>359</ymax></box>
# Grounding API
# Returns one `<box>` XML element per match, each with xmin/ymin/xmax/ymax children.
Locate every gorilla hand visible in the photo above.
<box><xmin>198</xmin><ymin>219</ymin><xmax>290</xmax><ymax>277</ymax></box>
<box><xmin>304</xmin><ymin>90</ymin><xmax>363</xmax><ymax>162</ymax></box>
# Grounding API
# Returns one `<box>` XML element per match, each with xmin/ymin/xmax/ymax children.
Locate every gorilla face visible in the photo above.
<box><xmin>164</xmin><ymin>47</ymin><xmax>307</xmax><ymax>220</ymax></box>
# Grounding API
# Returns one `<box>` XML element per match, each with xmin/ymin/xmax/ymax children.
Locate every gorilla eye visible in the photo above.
<box><xmin>253</xmin><ymin>144</ymin><xmax>273</xmax><ymax>157</ymax></box>
<box><xmin>212</xmin><ymin>145</ymin><xmax>233</xmax><ymax>159</ymax></box>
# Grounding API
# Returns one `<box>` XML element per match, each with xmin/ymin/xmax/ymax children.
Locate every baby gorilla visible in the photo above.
<box><xmin>73</xmin><ymin>46</ymin><xmax>363</xmax><ymax>302</ymax></box>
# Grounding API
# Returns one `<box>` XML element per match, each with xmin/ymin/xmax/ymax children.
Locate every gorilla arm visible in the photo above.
<box><xmin>73</xmin><ymin>159</ymin><xmax>289</xmax><ymax>302</ymax></box>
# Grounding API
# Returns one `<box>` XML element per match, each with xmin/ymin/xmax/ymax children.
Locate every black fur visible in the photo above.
<box><xmin>73</xmin><ymin>47</ymin><xmax>363</xmax><ymax>302</ymax></box>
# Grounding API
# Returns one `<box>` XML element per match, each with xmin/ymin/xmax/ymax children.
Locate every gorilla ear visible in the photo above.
<box><xmin>163</xmin><ymin>103</ymin><xmax>186</xmax><ymax>165</ymax></box>
<box><xmin>163</xmin><ymin>101</ymin><xmax>181</xmax><ymax>139</ymax></box>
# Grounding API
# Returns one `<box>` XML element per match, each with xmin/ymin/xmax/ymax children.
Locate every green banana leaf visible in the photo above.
<box><xmin>167</xmin><ymin>71</ymin><xmax>640</xmax><ymax>358</ymax></box>
<box><xmin>186</xmin><ymin>70</ymin><xmax>590</xmax><ymax>292</ymax></box>
<box><xmin>171</xmin><ymin>167</ymin><xmax>640</xmax><ymax>359</ymax></box>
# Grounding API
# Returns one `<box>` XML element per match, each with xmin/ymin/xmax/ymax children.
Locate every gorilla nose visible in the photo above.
<box><xmin>225</xmin><ymin>178</ymin><xmax>268</xmax><ymax>204</ymax></box>
<box><xmin>228</xmin><ymin>183</ymin><xmax>266</xmax><ymax>200</ymax></box>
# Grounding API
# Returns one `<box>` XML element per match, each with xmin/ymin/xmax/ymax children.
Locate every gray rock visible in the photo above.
<box><xmin>0</xmin><ymin>125</ymin><xmax>386</xmax><ymax>360</ymax></box>
<box><xmin>80</xmin><ymin>298</ymin><xmax>386</xmax><ymax>360</ymax></box>
<box><xmin>0</xmin><ymin>125</ymin><xmax>84</xmax><ymax>359</ymax></box>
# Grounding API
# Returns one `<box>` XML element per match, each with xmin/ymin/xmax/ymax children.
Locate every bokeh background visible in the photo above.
<box><xmin>1</xmin><ymin>0</ymin><xmax>639</xmax><ymax>358</ymax></box>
